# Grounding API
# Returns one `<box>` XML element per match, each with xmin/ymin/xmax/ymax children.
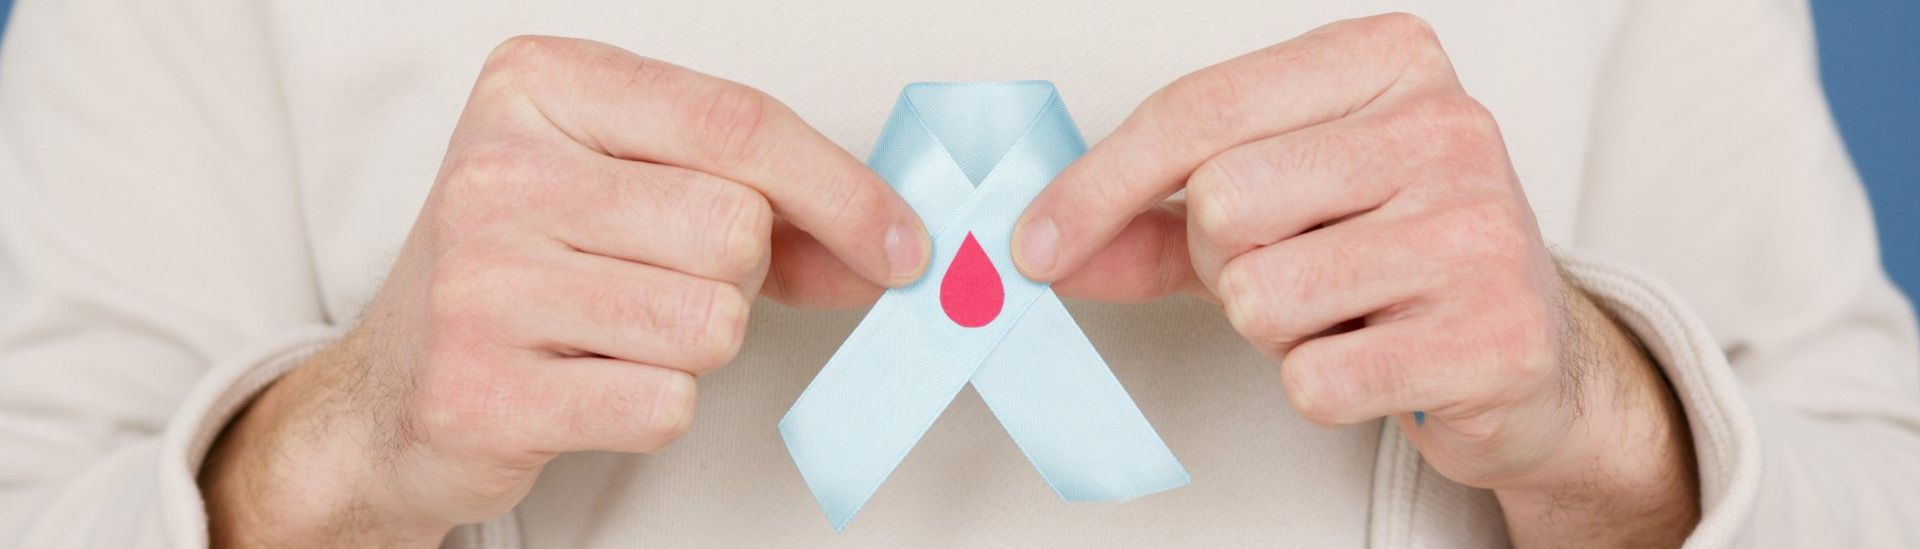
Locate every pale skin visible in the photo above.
<box><xmin>201</xmin><ymin>13</ymin><xmax>1698</xmax><ymax>548</ymax></box>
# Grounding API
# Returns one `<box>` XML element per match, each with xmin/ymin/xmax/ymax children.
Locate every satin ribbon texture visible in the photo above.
<box><xmin>779</xmin><ymin>81</ymin><xmax>1190</xmax><ymax>531</ymax></box>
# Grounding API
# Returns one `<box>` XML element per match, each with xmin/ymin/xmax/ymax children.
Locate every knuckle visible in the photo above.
<box><xmin>427</xmin><ymin>244</ymin><xmax>521</xmax><ymax>329</ymax></box>
<box><xmin>439</xmin><ymin>144</ymin><xmax>599</xmax><ymax>237</ymax></box>
<box><xmin>1387</xmin><ymin>94</ymin><xmax>1499</xmax><ymax>167</ymax></box>
<box><xmin>1220</xmin><ymin>261</ymin><xmax>1279</xmax><ymax>341</ymax></box>
<box><xmin>485</xmin><ymin>36</ymin><xmax>558</xmax><ymax>71</ymax></box>
<box><xmin>650</xmin><ymin>278</ymin><xmax>746</xmax><ymax>371</ymax></box>
<box><xmin>1443</xmin><ymin>94</ymin><xmax>1498</xmax><ymax>131</ymax></box>
<box><xmin>1187</xmin><ymin>161</ymin><xmax>1249</xmax><ymax>248</ymax></box>
<box><xmin>1353</xmin><ymin>13</ymin><xmax>1450</xmax><ymax>76</ymax></box>
<box><xmin>446</xmin><ymin>143</ymin><xmax>527</xmax><ymax>193</ymax></box>
<box><xmin>620</xmin><ymin>53</ymin><xmax>680</xmax><ymax>90</ymax></box>
<box><xmin>1273</xmin><ymin>259</ymin><xmax>1323</xmax><ymax>313</ymax></box>
<box><xmin>692</xmin><ymin>283</ymin><xmax>750</xmax><ymax>371</ymax></box>
<box><xmin>1427</xmin><ymin>95</ymin><xmax>1502</xmax><ymax>155</ymax></box>
<box><xmin>590</xmin><ymin>272</ymin><xmax>731</xmax><ymax>362</ymax></box>
<box><xmin>567</xmin><ymin>374</ymin><xmax>692</xmax><ymax>450</ymax></box>
<box><xmin>682</xmin><ymin>83</ymin><xmax>774</xmax><ymax>167</ymax></box>
<box><xmin>1370</xmin><ymin>12</ymin><xmax>1441</xmax><ymax>48</ymax></box>
<box><xmin>1434</xmin><ymin>201</ymin><xmax>1527</xmax><ymax>263</ymax></box>
<box><xmin>1189</xmin><ymin>147</ymin><xmax>1288</xmax><ymax>246</ymax></box>
<box><xmin>1279</xmin><ymin>344</ymin><xmax>1343</xmax><ymax>424</ymax></box>
<box><xmin>436</xmin><ymin>142</ymin><xmax>545</xmax><ymax>230</ymax></box>
<box><xmin>702</xmin><ymin>182</ymin><xmax>774</xmax><ymax>277</ymax></box>
<box><xmin>409</xmin><ymin>357</ymin><xmax>512</xmax><ymax>452</ymax></box>
<box><xmin>479</xmin><ymin>35</ymin><xmax>573</xmax><ymax>88</ymax></box>
<box><xmin>1283</xmin><ymin>341</ymin><xmax>1394</xmax><ymax>426</ymax></box>
<box><xmin>589</xmin><ymin>281</ymin><xmax>653</xmax><ymax>333</ymax></box>
<box><xmin>1265</xmin><ymin>134</ymin><xmax>1355</xmax><ymax>193</ymax></box>
<box><xmin>633</xmin><ymin>374</ymin><xmax>697</xmax><ymax>446</ymax></box>
<box><xmin>1291</xmin><ymin>132</ymin><xmax>1356</xmax><ymax>175</ymax></box>
<box><xmin>1259</xmin><ymin>245</ymin><xmax>1323</xmax><ymax>307</ymax></box>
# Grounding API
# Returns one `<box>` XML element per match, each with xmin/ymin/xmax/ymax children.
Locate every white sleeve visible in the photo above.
<box><xmin>0</xmin><ymin>0</ymin><xmax>342</xmax><ymax>546</ymax></box>
<box><xmin>1573</xmin><ymin>0</ymin><xmax>1920</xmax><ymax>546</ymax></box>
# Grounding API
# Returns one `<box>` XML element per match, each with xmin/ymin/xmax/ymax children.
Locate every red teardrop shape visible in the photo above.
<box><xmin>940</xmin><ymin>232</ymin><xmax>1004</xmax><ymax>328</ymax></box>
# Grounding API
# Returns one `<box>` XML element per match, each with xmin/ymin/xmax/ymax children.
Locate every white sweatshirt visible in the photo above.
<box><xmin>1</xmin><ymin>0</ymin><xmax>1916</xmax><ymax>547</ymax></box>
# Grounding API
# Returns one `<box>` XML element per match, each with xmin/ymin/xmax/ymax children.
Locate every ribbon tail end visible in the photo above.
<box><xmin>778</xmin><ymin>414</ymin><xmax>876</xmax><ymax>533</ymax></box>
<box><xmin>1053</xmin><ymin>460</ymin><xmax>1192</xmax><ymax>503</ymax></box>
<box><xmin>828</xmin><ymin>511</ymin><xmax>855</xmax><ymax>533</ymax></box>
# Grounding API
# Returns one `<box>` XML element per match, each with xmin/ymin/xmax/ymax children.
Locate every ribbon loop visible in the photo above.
<box><xmin>780</xmin><ymin>82</ymin><xmax>1189</xmax><ymax>531</ymax></box>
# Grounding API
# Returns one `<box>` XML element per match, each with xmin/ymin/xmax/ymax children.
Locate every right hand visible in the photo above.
<box><xmin>198</xmin><ymin>36</ymin><xmax>930</xmax><ymax>547</ymax></box>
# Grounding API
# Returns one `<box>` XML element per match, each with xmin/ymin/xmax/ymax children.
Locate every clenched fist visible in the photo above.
<box><xmin>199</xmin><ymin>36</ymin><xmax>928</xmax><ymax>547</ymax></box>
<box><xmin>1022</xmin><ymin>14</ymin><xmax>1699</xmax><ymax>548</ymax></box>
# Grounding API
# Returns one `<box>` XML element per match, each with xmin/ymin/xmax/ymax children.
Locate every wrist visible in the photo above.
<box><xmin>1493</xmin><ymin>287</ymin><xmax>1699</xmax><ymax>547</ymax></box>
<box><xmin>199</xmin><ymin>333</ymin><xmax>452</xmax><ymax>548</ymax></box>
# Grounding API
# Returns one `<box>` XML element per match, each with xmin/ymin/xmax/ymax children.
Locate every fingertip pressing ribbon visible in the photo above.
<box><xmin>778</xmin><ymin>81</ymin><xmax>1189</xmax><ymax>531</ymax></box>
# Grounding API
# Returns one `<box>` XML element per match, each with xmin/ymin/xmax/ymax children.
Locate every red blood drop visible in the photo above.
<box><xmin>939</xmin><ymin>232</ymin><xmax>1004</xmax><ymax>328</ymax></box>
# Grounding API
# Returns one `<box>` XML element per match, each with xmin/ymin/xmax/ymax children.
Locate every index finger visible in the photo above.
<box><xmin>1012</xmin><ymin>13</ymin><xmax>1457</xmax><ymax>281</ymax></box>
<box><xmin>477</xmin><ymin>36</ymin><xmax>929</xmax><ymax>286</ymax></box>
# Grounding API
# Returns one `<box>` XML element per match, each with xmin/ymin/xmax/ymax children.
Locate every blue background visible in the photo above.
<box><xmin>1813</xmin><ymin>3</ymin><xmax>1920</xmax><ymax>301</ymax></box>
<box><xmin>0</xmin><ymin>2</ymin><xmax>1912</xmax><ymax>297</ymax></box>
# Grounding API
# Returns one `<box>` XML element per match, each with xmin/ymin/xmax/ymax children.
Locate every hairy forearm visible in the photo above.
<box><xmin>198</xmin><ymin>332</ymin><xmax>451</xmax><ymax>549</ymax></box>
<box><xmin>1494</xmin><ymin>286</ymin><xmax>1700</xmax><ymax>548</ymax></box>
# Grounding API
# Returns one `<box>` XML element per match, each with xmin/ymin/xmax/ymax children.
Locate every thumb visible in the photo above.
<box><xmin>1050</xmin><ymin>203</ymin><xmax>1208</xmax><ymax>303</ymax></box>
<box><xmin>768</xmin><ymin>206</ymin><xmax>1201</xmax><ymax>308</ymax></box>
<box><xmin>1012</xmin><ymin>101</ymin><xmax>1201</xmax><ymax>282</ymax></box>
<box><xmin>762</xmin><ymin>220</ymin><xmax>887</xmax><ymax>309</ymax></box>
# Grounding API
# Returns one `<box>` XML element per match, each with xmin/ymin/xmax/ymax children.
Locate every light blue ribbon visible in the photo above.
<box><xmin>779</xmin><ymin>81</ymin><xmax>1190</xmax><ymax>531</ymax></box>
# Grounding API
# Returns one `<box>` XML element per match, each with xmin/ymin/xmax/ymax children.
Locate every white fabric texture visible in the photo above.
<box><xmin>1</xmin><ymin>0</ymin><xmax>1915</xmax><ymax>547</ymax></box>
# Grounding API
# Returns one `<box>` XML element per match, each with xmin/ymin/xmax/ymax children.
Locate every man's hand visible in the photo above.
<box><xmin>198</xmin><ymin>36</ymin><xmax>929</xmax><ymax>547</ymax></box>
<box><xmin>1020</xmin><ymin>14</ymin><xmax>1699</xmax><ymax>547</ymax></box>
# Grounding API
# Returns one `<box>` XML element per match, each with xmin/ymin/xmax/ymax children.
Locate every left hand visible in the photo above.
<box><xmin>1020</xmin><ymin>13</ymin><xmax>1699</xmax><ymax>547</ymax></box>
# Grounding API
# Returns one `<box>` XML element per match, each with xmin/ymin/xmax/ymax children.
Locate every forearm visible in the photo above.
<box><xmin>199</xmin><ymin>330</ymin><xmax>451</xmax><ymax>549</ymax></box>
<box><xmin>1494</xmin><ymin>286</ymin><xmax>1699</xmax><ymax>548</ymax></box>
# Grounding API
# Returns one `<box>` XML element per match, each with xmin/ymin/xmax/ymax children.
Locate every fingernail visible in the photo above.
<box><xmin>884</xmin><ymin>220</ymin><xmax>928</xmax><ymax>285</ymax></box>
<box><xmin>660</xmin><ymin>372</ymin><xmax>697</xmax><ymax>436</ymax></box>
<box><xmin>1288</xmin><ymin>370</ymin><xmax>1314</xmax><ymax>412</ymax></box>
<box><xmin>1217</xmin><ymin>268</ymin><xmax>1241</xmax><ymax>315</ymax></box>
<box><xmin>1015</xmin><ymin>216</ymin><xmax>1059</xmax><ymax>279</ymax></box>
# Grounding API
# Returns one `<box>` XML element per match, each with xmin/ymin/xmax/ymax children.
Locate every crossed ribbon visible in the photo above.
<box><xmin>779</xmin><ymin>81</ymin><xmax>1189</xmax><ymax>531</ymax></box>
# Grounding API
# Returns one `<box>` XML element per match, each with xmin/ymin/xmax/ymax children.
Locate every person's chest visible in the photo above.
<box><xmin>263</xmin><ymin>1</ymin><xmax>1620</xmax><ymax>544</ymax></box>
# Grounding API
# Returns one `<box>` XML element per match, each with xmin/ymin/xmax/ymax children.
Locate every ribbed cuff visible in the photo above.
<box><xmin>152</xmin><ymin>325</ymin><xmax>345</xmax><ymax>547</ymax></box>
